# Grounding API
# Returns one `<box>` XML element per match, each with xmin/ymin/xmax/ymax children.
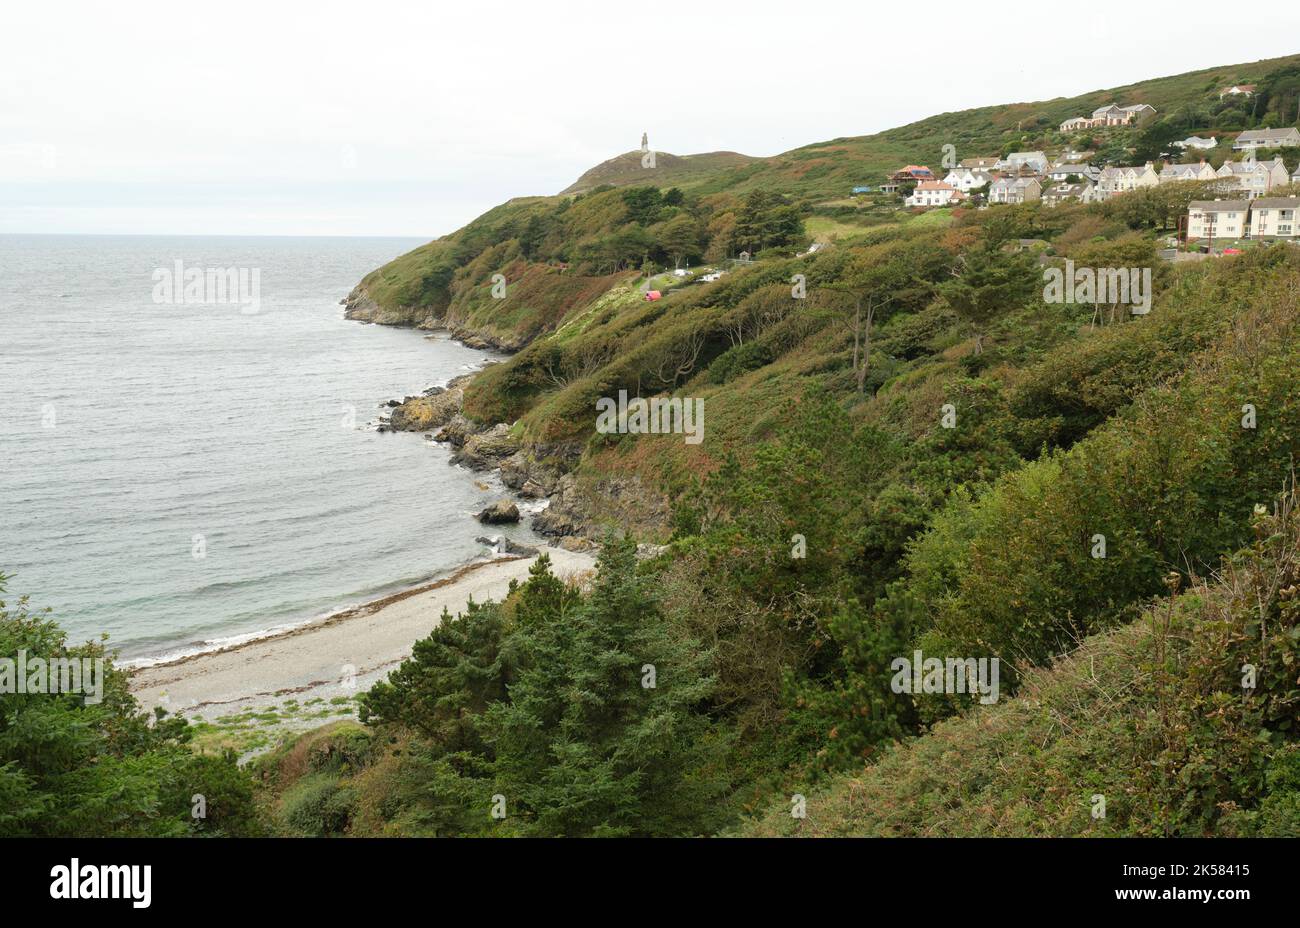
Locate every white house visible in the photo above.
<box><xmin>1249</xmin><ymin>197</ymin><xmax>1300</xmax><ymax>240</ymax></box>
<box><xmin>1096</xmin><ymin>163</ymin><xmax>1160</xmax><ymax>197</ymax></box>
<box><xmin>1186</xmin><ymin>200</ymin><xmax>1250</xmax><ymax>241</ymax></box>
<box><xmin>996</xmin><ymin>151</ymin><xmax>1049</xmax><ymax>174</ymax></box>
<box><xmin>1043</xmin><ymin>180</ymin><xmax>1095</xmax><ymax>207</ymax></box>
<box><xmin>1216</xmin><ymin>157</ymin><xmax>1291</xmax><ymax>198</ymax></box>
<box><xmin>1046</xmin><ymin>162</ymin><xmax>1099</xmax><ymax>182</ymax></box>
<box><xmin>987</xmin><ymin>176</ymin><xmax>1041</xmax><ymax>204</ymax></box>
<box><xmin>959</xmin><ymin>156</ymin><xmax>1000</xmax><ymax>172</ymax></box>
<box><xmin>1080</xmin><ymin>183</ymin><xmax>1107</xmax><ymax>204</ymax></box>
<box><xmin>1233</xmin><ymin>128</ymin><xmax>1300</xmax><ymax>151</ymax></box>
<box><xmin>942</xmin><ymin>168</ymin><xmax>992</xmax><ymax>192</ymax></box>
<box><xmin>906</xmin><ymin>181</ymin><xmax>964</xmax><ymax>207</ymax></box>
<box><xmin>1159</xmin><ymin>161</ymin><xmax>1219</xmax><ymax>184</ymax></box>
<box><xmin>1174</xmin><ymin>136</ymin><xmax>1218</xmax><ymax>151</ymax></box>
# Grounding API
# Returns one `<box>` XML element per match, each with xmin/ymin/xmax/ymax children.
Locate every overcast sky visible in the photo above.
<box><xmin>2</xmin><ymin>2</ymin><xmax>1297</xmax><ymax>237</ymax></box>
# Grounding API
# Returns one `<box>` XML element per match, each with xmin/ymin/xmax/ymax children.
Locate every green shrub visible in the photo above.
<box><xmin>282</xmin><ymin>773</ymin><xmax>355</xmax><ymax>836</ymax></box>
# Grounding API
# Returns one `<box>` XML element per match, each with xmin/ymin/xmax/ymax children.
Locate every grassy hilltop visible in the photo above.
<box><xmin>345</xmin><ymin>51</ymin><xmax>1300</xmax><ymax>336</ymax></box>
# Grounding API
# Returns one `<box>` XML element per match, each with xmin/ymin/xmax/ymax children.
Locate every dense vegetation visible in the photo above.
<box><xmin>0</xmin><ymin>577</ymin><xmax>259</xmax><ymax>836</ymax></box>
<box><xmin>8</xmin><ymin>53</ymin><xmax>1300</xmax><ymax>838</ymax></box>
<box><xmin>740</xmin><ymin>495</ymin><xmax>1300</xmax><ymax>836</ymax></box>
<box><xmin>248</xmin><ymin>206</ymin><xmax>1300</xmax><ymax>836</ymax></box>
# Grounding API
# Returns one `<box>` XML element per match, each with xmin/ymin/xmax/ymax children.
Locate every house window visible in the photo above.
<box><xmin>1280</xmin><ymin>225</ymin><xmax>1294</xmax><ymax>235</ymax></box>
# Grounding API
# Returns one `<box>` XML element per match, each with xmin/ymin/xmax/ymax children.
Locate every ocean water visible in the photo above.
<box><xmin>0</xmin><ymin>234</ymin><xmax>532</xmax><ymax>661</ymax></box>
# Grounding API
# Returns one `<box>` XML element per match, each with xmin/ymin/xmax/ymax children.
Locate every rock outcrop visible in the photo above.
<box><xmin>450</xmin><ymin>422</ymin><xmax>520</xmax><ymax>470</ymax></box>
<box><xmin>385</xmin><ymin>377</ymin><xmax>471</xmax><ymax>432</ymax></box>
<box><xmin>531</xmin><ymin>473</ymin><xmax>671</xmax><ymax>542</ymax></box>
<box><xmin>475</xmin><ymin>535</ymin><xmax>540</xmax><ymax>556</ymax></box>
<box><xmin>343</xmin><ymin>285</ymin><xmax>434</xmax><ymax>328</ymax></box>
<box><xmin>380</xmin><ymin>360</ymin><xmax>672</xmax><ymax>545</ymax></box>
<box><xmin>476</xmin><ymin>499</ymin><xmax>520</xmax><ymax>524</ymax></box>
<box><xmin>498</xmin><ymin>443</ymin><xmax>579</xmax><ymax>497</ymax></box>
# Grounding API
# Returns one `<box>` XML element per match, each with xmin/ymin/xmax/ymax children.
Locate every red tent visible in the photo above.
<box><xmin>644</xmin><ymin>290</ymin><xmax>662</xmax><ymax>301</ymax></box>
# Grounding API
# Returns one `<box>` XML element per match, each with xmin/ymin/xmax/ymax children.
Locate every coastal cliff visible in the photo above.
<box><xmin>382</xmin><ymin>375</ymin><xmax>673</xmax><ymax>545</ymax></box>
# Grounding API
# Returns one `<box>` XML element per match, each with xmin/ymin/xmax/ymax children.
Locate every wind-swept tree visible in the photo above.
<box><xmin>939</xmin><ymin>246</ymin><xmax>1038</xmax><ymax>354</ymax></box>
<box><xmin>820</xmin><ymin>240</ymin><xmax>945</xmax><ymax>391</ymax></box>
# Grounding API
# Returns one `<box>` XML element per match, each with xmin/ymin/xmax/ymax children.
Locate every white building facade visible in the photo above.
<box><xmin>1186</xmin><ymin>200</ymin><xmax>1250</xmax><ymax>241</ymax></box>
<box><xmin>1249</xmin><ymin>197</ymin><xmax>1300</xmax><ymax>240</ymax></box>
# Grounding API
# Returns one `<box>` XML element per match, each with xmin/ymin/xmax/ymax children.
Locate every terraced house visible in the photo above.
<box><xmin>1058</xmin><ymin>102</ymin><xmax>1156</xmax><ymax>132</ymax></box>
<box><xmin>1159</xmin><ymin>161</ymin><xmax>1219</xmax><ymax>184</ymax></box>
<box><xmin>1216</xmin><ymin>156</ymin><xmax>1291</xmax><ymax>198</ymax></box>
<box><xmin>987</xmin><ymin>175</ymin><xmax>1041</xmax><ymax>204</ymax></box>
<box><xmin>1249</xmin><ymin>197</ymin><xmax>1300</xmax><ymax>240</ymax></box>
<box><xmin>1186</xmin><ymin>199</ymin><xmax>1250</xmax><ymax>241</ymax></box>
<box><xmin>1096</xmin><ymin>162</ymin><xmax>1159</xmax><ymax>197</ymax></box>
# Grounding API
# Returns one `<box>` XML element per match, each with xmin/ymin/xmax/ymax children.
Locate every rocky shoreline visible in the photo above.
<box><xmin>347</xmin><ymin>282</ymin><xmax>674</xmax><ymax>549</ymax></box>
<box><xmin>343</xmin><ymin>284</ymin><xmax>531</xmax><ymax>352</ymax></box>
<box><xmin>375</xmin><ymin>373</ymin><xmax>607</xmax><ymax>552</ymax></box>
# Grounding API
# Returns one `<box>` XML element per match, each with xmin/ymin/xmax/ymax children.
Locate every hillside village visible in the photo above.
<box><xmin>863</xmin><ymin>86</ymin><xmax>1300</xmax><ymax>249</ymax></box>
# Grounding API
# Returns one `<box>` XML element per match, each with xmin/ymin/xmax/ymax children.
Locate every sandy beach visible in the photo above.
<box><xmin>129</xmin><ymin>547</ymin><xmax>598</xmax><ymax>722</ymax></box>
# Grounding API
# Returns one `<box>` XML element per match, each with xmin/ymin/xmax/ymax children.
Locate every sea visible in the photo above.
<box><xmin>0</xmin><ymin>234</ymin><xmax>536</xmax><ymax>663</ymax></box>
